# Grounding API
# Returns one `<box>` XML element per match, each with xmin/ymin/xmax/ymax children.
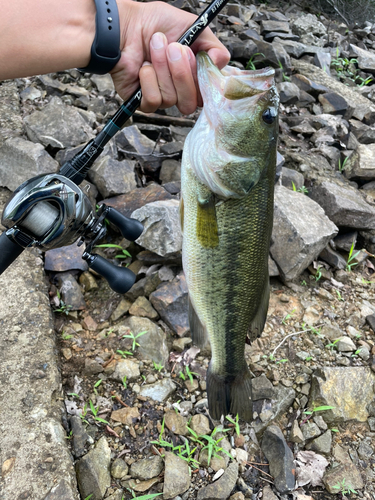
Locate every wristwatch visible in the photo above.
<box><xmin>80</xmin><ymin>0</ymin><xmax>121</xmax><ymax>74</ymax></box>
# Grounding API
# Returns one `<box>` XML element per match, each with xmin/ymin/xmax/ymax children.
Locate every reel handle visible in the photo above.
<box><xmin>85</xmin><ymin>254</ymin><xmax>136</xmax><ymax>294</ymax></box>
<box><xmin>105</xmin><ymin>206</ymin><xmax>143</xmax><ymax>242</ymax></box>
<box><xmin>0</xmin><ymin>231</ymin><xmax>25</xmax><ymax>275</ymax></box>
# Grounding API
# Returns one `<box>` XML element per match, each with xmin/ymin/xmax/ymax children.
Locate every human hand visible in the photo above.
<box><xmin>111</xmin><ymin>0</ymin><xmax>230</xmax><ymax>114</ymax></box>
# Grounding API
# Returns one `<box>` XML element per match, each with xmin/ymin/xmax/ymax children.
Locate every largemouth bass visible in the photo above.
<box><xmin>180</xmin><ymin>53</ymin><xmax>279</xmax><ymax>422</ymax></box>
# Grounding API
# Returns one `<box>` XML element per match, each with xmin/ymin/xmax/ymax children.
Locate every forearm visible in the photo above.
<box><xmin>0</xmin><ymin>0</ymin><xmax>132</xmax><ymax>80</ymax></box>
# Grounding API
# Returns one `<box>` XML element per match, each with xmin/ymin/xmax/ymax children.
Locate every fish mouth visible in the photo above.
<box><xmin>197</xmin><ymin>52</ymin><xmax>275</xmax><ymax>100</ymax></box>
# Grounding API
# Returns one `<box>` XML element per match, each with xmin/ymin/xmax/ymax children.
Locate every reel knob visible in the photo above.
<box><xmin>84</xmin><ymin>253</ymin><xmax>136</xmax><ymax>294</ymax></box>
<box><xmin>105</xmin><ymin>206</ymin><xmax>143</xmax><ymax>242</ymax></box>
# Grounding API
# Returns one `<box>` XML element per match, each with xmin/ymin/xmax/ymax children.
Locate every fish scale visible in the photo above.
<box><xmin>181</xmin><ymin>52</ymin><xmax>279</xmax><ymax>422</ymax></box>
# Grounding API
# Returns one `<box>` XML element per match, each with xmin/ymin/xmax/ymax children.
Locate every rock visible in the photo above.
<box><xmin>301</xmin><ymin>422</ymin><xmax>321</xmax><ymax>441</ymax></box>
<box><xmin>350</xmin><ymin>44</ymin><xmax>375</xmax><ymax>73</ymax></box>
<box><xmin>318</xmin><ymin>93</ymin><xmax>352</xmax><ymax>118</ymax></box>
<box><xmin>357</xmin><ymin>441</ymin><xmax>373</xmax><ymax>460</ymax></box>
<box><xmin>131</xmin><ymin>199</ymin><xmax>182</xmax><ymax>256</ymax></box>
<box><xmin>160</xmin><ymin>159</ymin><xmax>181</xmax><ymax>183</ymax></box>
<box><xmin>76</xmin><ymin>436</ymin><xmax>111</xmax><ymax>500</ymax></box>
<box><xmin>0</xmin><ymin>137</ymin><xmax>58</xmax><ymax>191</ymax></box>
<box><xmin>261</xmin><ymin>20</ymin><xmax>290</xmax><ymax>34</ymax></box>
<box><xmin>139</xmin><ymin>378</ymin><xmax>176</xmax><ymax>402</ymax></box>
<box><xmin>230</xmin><ymin>492</ymin><xmax>245</xmax><ymax>500</ymax></box>
<box><xmin>367</xmin><ymin>314</ymin><xmax>375</xmax><ymax>333</ymax></box>
<box><xmin>125</xmin><ymin>273</ymin><xmax>161</xmax><ymax>301</ymax></box>
<box><xmin>261</xmin><ymin>425</ymin><xmax>295</xmax><ymax>494</ymax></box>
<box><xmin>110</xmin><ymin>359</ymin><xmax>140</xmax><ymax>382</ymax></box>
<box><xmin>90</xmin><ymin>74</ymin><xmax>115</xmax><ymax>94</ymax></box>
<box><xmin>102</xmin><ymin>184</ymin><xmax>174</xmax><ymax>218</ymax></box>
<box><xmin>164</xmin><ymin>410</ymin><xmax>188</xmax><ymax>435</ymax></box>
<box><xmin>116</xmin><ymin>125</ymin><xmax>160</xmax><ymax>172</ymax></box>
<box><xmin>125</xmin><ymin>477</ymin><xmax>160</xmax><ymax>493</ymax></box>
<box><xmin>335</xmin><ymin>336</ymin><xmax>356</xmax><ymax>352</ymax></box>
<box><xmin>70</xmin><ymin>415</ymin><xmax>90</xmax><ymax>458</ymax></box>
<box><xmin>79</xmin><ymin>271</ymin><xmax>99</xmax><ymax>291</ymax></box>
<box><xmin>290</xmin><ymin>420</ymin><xmax>304</xmax><ymax>443</ymax></box>
<box><xmin>309</xmin><ymin>180</ymin><xmax>375</xmax><ymax>229</ymax></box>
<box><xmin>334</xmin><ymin>232</ymin><xmax>357</xmax><ymax>252</ymax></box>
<box><xmin>251</xmin><ymin>374</ymin><xmax>275</xmax><ymax>400</ymax></box>
<box><xmin>111</xmin><ymin>297</ymin><xmax>132</xmax><ymax>321</ymax></box>
<box><xmin>344</xmin><ymin>144</ymin><xmax>375</xmax><ymax>180</ymax></box>
<box><xmin>88</xmin><ymin>156</ymin><xmax>136</xmax><ymax>198</ymax></box>
<box><xmin>333</xmin><ymin>444</ymin><xmax>352</xmax><ymax>465</ymax></box>
<box><xmin>24</xmin><ymin>96</ymin><xmax>94</xmax><ymax>148</ymax></box>
<box><xmin>323</xmin><ymin>464</ymin><xmax>364</xmax><ymax>494</ymax></box>
<box><xmin>276</xmin><ymin>39</ymin><xmax>307</xmax><ymax>58</ymax></box>
<box><xmin>172</xmin><ymin>337</ymin><xmax>192</xmax><ymax>352</ymax></box>
<box><xmin>319</xmin><ymin>245</ymin><xmax>346</xmax><ymax>270</ymax></box>
<box><xmin>150</xmin><ymin>274</ymin><xmax>189</xmax><ymax>337</ymax></box>
<box><xmin>270</xmin><ymin>186</ymin><xmax>338</xmax><ymax>280</ymax></box>
<box><xmin>130</xmin><ymin>455</ymin><xmax>163</xmax><ymax>480</ymax></box>
<box><xmin>349</xmin><ymin>120</ymin><xmax>375</xmax><ymax>144</ymax></box>
<box><xmin>253</xmin><ymin>385</ymin><xmax>296</xmax><ymax>435</ymax></box>
<box><xmin>310</xmin><ymin>367</ymin><xmax>375</xmax><ymax>423</ymax></box>
<box><xmin>121</xmin><ymin>316</ymin><xmax>169</xmax><ymax>365</ymax></box>
<box><xmin>111</xmin><ymin>458</ymin><xmax>129</xmax><ymax>479</ymax></box>
<box><xmin>249</xmin><ymin>38</ymin><xmax>291</xmax><ymax>70</ymax></box>
<box><xmin>281</xmin><ymin>168</ymin><xmax>305</xmax><ymax>191</ymax></box>
<box><xmin>129</xmin><ymin>296</ymin><xmax>158</xmax><ymax>320</ymax></box>
<box><xmin>56</xmin><ymin>272</ymin><xmax>86</xmax><ymax>310</ymax></box>
<box><xmin>314</xmin><ymin>51</ymin><xmax>331</xmax><ymax>75</ymax></box>
<box><xmin>111</xmin><ymin>407</ymin><xmax>139</xmax><ymax>425</ymax></box>
<box><xmin>291</xmin><ymin>13</ymin><xmax>326</xmax><ymax>37</ymax></box>
<box><xmin>197</xmin><ymin>462</ymin><xmax>238</xmax><ymax>500</ymax></box>
<box><xmin>163</xmin><ymin>452</ymin><xmax>191</xmax><ymax>499</ymax></box>
<box><xmin>45</xmin><ymin>243</ymin><xmax>88</xmax><ymax>272</ymax></box>
<box><xmin>277</xmin><ymin>82</ymin><xmax>300</xmax><ymax>104</ymax></box>
<box><xmin>262</xmin><ymin>485</ymin><xmax>278</xmax><ymax>500</ymax></box>
<box><xmin>190</xmin><ymin>414</ymin><xmax>211</xmax><ymax>436</ymax></box>
<box><xmin>0</xmin><ymin>81</ymin><xmax>23</xmax><ymax>147</ymax></box>
<box><xmin>291</xmin><ymin>74</ymin><xmax>329</xmax><ymax>97</ymax></box>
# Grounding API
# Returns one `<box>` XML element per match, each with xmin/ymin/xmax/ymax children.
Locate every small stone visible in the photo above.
<box><xmin>306</xmin><ymin>430</ymin><xmax>332</xmax><ymax>455</ymax></box>
<box><xmin>79</xmin><ymin>272</ymin><xmax>98</xmax><ymax>291</ymax></box>
<box><xmin>88</xmin><ymin>156</ymin><xmax>137</xmax><ymax>198</ymax></box>
<box><xmin>290</xmin><ymin>420</ymin><xmax>304</xmax><ymax>443</ymax></box>
<box><xmin>262</xmin><ymin>485</ymin><xmax>278</xmax><ymax>500</ymax></box>
<box><xmin>185</xmin><ymin>378</ymin><xmax>199</xmax><ymax>392</ymax></box>
<box><xmin>163</xmin><ymin>452</ymin><xmax>191</xmax><ymax>499</ymax></box>
<box><xmin>111</xmin><ymin>458</ymin><xmax>129</xmax><ymax>479</ymax></box>
<box><xmin>323</xmin><ymin>464</ymin><xmax>364</xmax><ymax>494</ymax></box>
<box><xmin>172</xmin><ymin>337</ymin><xmax>192</xmax><ymax>352</ymax></box>
<box><xmin>301</xmin><ymin>422</ymin><xmax>321</xmax><ymax>441</ymax></box>
<box><xmin>164</xmin><ymin>410</ymin><xmax>188</xmax><ymax>435</ymax></box>
<box><xmin>230</xmin><ymin>492</ymin><xmax>245</xmax><ymax>500</ymax></box>
<box><xmin>251</xmin><ymin>374</ymin><xmax>275</xmax><ymax>400</ymax></box>
<box><xmin>333</xmin><ymin>444</ymin><xmax>352</xmax><ymax>465</ymax></box>
<box><xmin>129</xmin><ymin>296</ymin><xmax>158</xmax><ymax>320</ymax></box>
<box><xmin>130</xmin><ymin>455</ymin><xmax>163</xmax><ymax>480</ymax></box>
<box><xmin>335</xmin><ymin>336</ymin><xmax>356</xmax><ymax>352</ymax></box>
<box><xmin>261</xmin><ymin>425</ymin><xmax>295</xmax><ymax>494</ymax></box>
<box><xmin>111</xmin><ymin>297</ymin><xmax>133</xmax><ymax>321</ymax></box>
<box><xmin>61</xmin><ymin>348</ymin><xmax>72</xmax><ymax>360</ymax></box>
<box><xmin>76</xmin><ymin>436</ymin><xmax>111</xmax><ymax>500</ymax></box>
<box><xmin>313</xmin><ymin>415</ymin><xmax>328</xmax><ymax>431</ymax></box>
<box><xmin>139</xmin><ymin>378</ymin><xmax>176</xmax><ymax>402</ymax></box>
<box><xmin>82</xmin><ymin>315</ymin><xmax>98</xmax><ymax>331</ymax></box>
<box><xmin>111</xmin><ymin>407</ymin><xmax>139</xmax><ymax>425</ymax></box>
<box><xmin>45</xmin><ymin>243</ymin><xmax>88</xmax><ymax>273</ymax></box>
<box><xmin>56</xmin><ymin>273</ymin><xmax>86</xmax><ymax>310</ymax></box>
<box><xmin>110</xmin><ymin>359</ymin><xmax>140</xmax><ymax>382</ymax></box>
<box><xmin>2</xmin><ymin>457</ymin><xmax>16</xmax><ymax>477</ymax></box>
<box><xmin>190</xmin><ymin>414</ymin><xmax>211</xmax><ymax>436</ymax></box>
<box><xmin>125</xmin><ymin>478</ymin><xmax>159</xmax><ymax>492</ymax></box>
<box><xmin>357</xmin><ymin>441</ymin><xmax>373</xmax><ymax>460</ymax></box>
<box><xmin>197</xmin><ymin>462</ymin><xmax>238</xmax><ymax>500</ymax></box>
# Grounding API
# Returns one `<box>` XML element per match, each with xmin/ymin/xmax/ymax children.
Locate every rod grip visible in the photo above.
<box><xmin>0</xmin><ymin>231</ymin><xmax>25</xmax><ymax>275</ymax></box>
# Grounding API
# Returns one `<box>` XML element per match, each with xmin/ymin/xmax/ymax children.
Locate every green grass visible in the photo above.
<box><xmin>122</xmin><ymin>330</ymin><xmax>148</xmax><ymax>351</ymax></box>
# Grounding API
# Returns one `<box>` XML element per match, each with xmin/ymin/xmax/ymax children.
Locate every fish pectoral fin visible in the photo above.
<box><xmin>196</xmin><ymin>195</ymin><xmax>219</xmax><ymax>248</ymax></box>
<box><xmin>247</xmin><ymin>278</ymin><xmax>270</xmax><ymax>343</ymax></box>
<box><xmin>188</xmin><ymin>295</ymin><xmax>209</xmax><ymax>349</ymax></box>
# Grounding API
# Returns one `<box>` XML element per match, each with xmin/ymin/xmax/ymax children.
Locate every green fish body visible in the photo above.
<box><xmin>180</xmin><ymin>53</ymin><xmax>279</xmax><ymax>422</ymax></box>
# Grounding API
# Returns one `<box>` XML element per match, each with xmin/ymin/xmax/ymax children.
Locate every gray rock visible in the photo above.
<box><xmin>319</xmin><ymin>245</ymin><xmax>346</xmax><ymax>270</ymax></box>
<box><xmin>56</xmin><ymin>272</ymin><xmax>86</xmax><ymax>310</ymax></box>
<box><xmin>350</xmin><ymin>44</ymin><xmax>375</xmax><ymax>73</ymax></box>
<box><xmin>90</xmin><ymin>74</ymin><xmax>115</xmax><ymax>95</ymax></box>
<box><xmin>323</xmin><ymin>463</ymin><xmax>364</xmax><ymax>494</ymax></box>
<box><xmin>20</xmin><ymin>85</ymin><xmax>42</xmax><ymax>101</ymax></box>
<box><xmin>277</xmin><ymin>82</ymin><xmax>300</xmax><ymax>104</ymax></box>
<box><xmin>76</xmin><ymin>436</ymin><xmax>111</xmax><ymax>500</ymax></box>
<box><xmin>164</xmin><ymin>410</ymin><xmax>188</xmax><ymax>435</ymax></box>
<box><xmin>301</xmin><ymin>422</ymin><xmax>321</xmax><ymax>441</ymax></box>
<box><xmin>314</xmin><ymin>51</ymin><xmax>331</xmax><ymax>75</ymax></box>
<box><xmin>0</xmin><ymin>81</ymin><xmax>23</xmax><ymax>147</ymax></box>
<box><xmin>349</xmin><ymin>119</ymin><xmax>375</xmax><ymax>144</ymax></box>
<box><xmin>132</xmin><ymin>199</ymin><xmax>182</xmax><ymax>256</ymax></box>
<box><xmin>129</xmin><ymin>296</ymin><xmax>158</xmax><ymax>319</ymax></box>
<box><xmin>88</xmin><ymin>156</ymin><xmax>136</xmax><ymax>198</ymax></box>
<box><xmin>344</xmin><ymin>143</ymin><xmax>375</xmax><ymax>180</ymax></box>
<box><xmin>270</xmin><ymin>186</ymin><xmax>338</xmax><ymax>281</ymax></box>
<box><xmin>24</xmin><ymin>96</ymin><xmax>94</xmax><ymax>148</ymax></box>
<box><xmin>163</xmin><ymin>452</ymin><xmax>191</xmax><ymax>499</ymax></box>
<box><xmin>116</xmin><ymin>125</ymin><xmax>160</xmax><ymax>172</ymax></box>
<box><xmin>357</xmin><ymin>441</ymin><xmax>374</xmax><ymax>460</ymax></box>
<box><xmin>121</xmin><ymin>316</ymin><xmax>169</xmax><ymax>366</ymax></box>
<box><xmin>261</xmin><ymin>425</ymin><xmax>295</xmax><ymax>494</ymax></box>
<box><xmin>261</xmin><ymin>20</ymin><xmax>290</xmax><ymax>34</ymax></box>
<box><xmin>290</xmin><ymin>420</ymin><xmax>304</xmax><ymax>443</ymax></box>
<box><xmin>125</xmin><ymin>272</ymin><xmax>161</xmax><ymax>301</ymax></box>
<box><xmin>44</xmin><ymin>479</ymin><xmax>77</xmax><ymax>500</ymax></box>
<box><xmin>45</xmin><ymin>243</ymin><xmax>88</xmax><ymax>272</ymax></box>
<box><xmin>190</xmin><ymin>414</ymin><xmax>211</xmax><ymax>436</ymax></box>
<box><xmin>318</xmin><ymin>92</ymin><xmax>352</xmax><ymax>118</ymax></box>
<box><xmin>110</xmin><ymin>359</ymin><xmax>140</xmax><ymax>382</ymax></box>
<box><xmin>139</xmin><ymin>378</ymin><xmax>177</xmax><ymax>401</ymax></box>
<box><xmin>281</xmin><ymin>167</ymin><xmax>304</xmax><ymax>190</ymax></box>
<box><xmin>197</xmin><ymin>462</ymin><xmax>238</xmax><ymax>500</ymax></box>
<box><xmin>0</xmin><ymin>137</ymin><xmax>58</xmax><ymax>191</ymax></box>
<box><xmin>160</xmin><ymin>159</ymin><xmax>181</xmax><ymax>184</ymax></box>
<box><xmin>253</xmin><ymin>385</ymin><xmax>296</xmax><ymax>435</ymax></box>
<box><xmin>310</xmin><ymin>367</ymin><xmax>375</xmax><ymax>423</ymax></box>
<box><xmin>111</xmin><ymin>458</ymin><xmax>129</xmax><ymax>479</ymax></box>
<box><xmin>275</xmin><ymin>39</ymin><xmax>307</xmax><ymax>58</ymax></box>
<box><xmin>252</xmin><ymin>374</ymin><xmax>275</xmax><ymax>401</ymax></box>
<box><xmin>335</xmin><ymin>336</ymin><xmax>356</xmax><ymax>352</ymax></box>
<box><xmin>309</xmin><ymin>180</ymin><xmax>375</xmax><ymax>229</ymax></box>
<box><xmin>249</xmin><ymin>37</ymin><xmax>291</xmax><ymax>70</ymax></box>
<box><xmin>149</xmin><ymin>274</ymin><xmax>189</xmax><ymax>337</ymax></box>
<box><xmin>334</xmin><ymin>231</ymin><xmax>357</xmax><ymax>252</ymax></box>
<box><xmin>130</xmin><ymin>455</ymin><xmax>163</xmax><ymax>480</ymax></box>
<box><xmin>291</xmin><ymin>13</ymin><xmax>326</xmax><ymax>37</ymax></box>
<box><xmin>70</xmin><ymin>415</ymin><xmax>90</xmax><ymax>458</ymax></box>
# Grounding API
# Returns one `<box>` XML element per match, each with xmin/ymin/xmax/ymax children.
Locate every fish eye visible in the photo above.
<box><xmin>262</xmin><ymin>108</ymin><xmax>277</xmax><ymax>125</ymax></box>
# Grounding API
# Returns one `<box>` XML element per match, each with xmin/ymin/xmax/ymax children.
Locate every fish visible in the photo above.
<box><xmin>180</xmin><ymin>52</ymin><xmax>279</xmax><ymax>422</ymax></box>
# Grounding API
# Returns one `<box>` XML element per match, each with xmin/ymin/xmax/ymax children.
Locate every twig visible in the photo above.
<box><xmin>246</xmin><ymin>462</ymin><xmax>273</xmax><ymax>479</ymax></box>
<box><xmin>102</xmin><ymin>354</ymin><xmax>114</xmax><ymax>368</ymax></box>
<box><xmin>270</xmin><ymin>324</ymin><xmax>324</xmax><ymax>359</ymax></box>
<box><xmin>106</xmin><ymin>425</ymin><xmax>120</xmax><ymax>438</ymax></box>
<box><xmin>134</xmin><ymin>110</ymin><xmax>196</xmax><ymax>127</ymax></box>
<box><xmin>110</xmin><ymin>391</ymin><xmax>129</xmax><ymax>407</ymax></box>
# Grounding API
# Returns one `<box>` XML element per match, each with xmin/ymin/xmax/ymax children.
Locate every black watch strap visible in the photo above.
<box><xmin>80</xmin><ymin>0</ymin><xmax>121</xmax><ymax>75</ymax></box>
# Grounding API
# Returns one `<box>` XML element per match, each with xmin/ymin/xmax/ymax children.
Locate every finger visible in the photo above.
<box><xmin>150</xmin><ymin>32</ymin><xmax>177</xmax><ymax>109</ymax></box>
<box><xmin>167</xmin><ymin>43</ymin><xmax>197</xmax><ymax>115</ymax></box>
<box><xmin>138</xmin><ymin>62</ymin><xmax>162</xmax><ymax>113</ymax></box>
<box><xmin>186</xmin><ymin>47</ymin><xmax>202</xmax><ymax>108</ymax></box>
<box><xmin>190</xmin><ymin>28</ymin><xmax>230</xmax><ymax>69</ymax></box>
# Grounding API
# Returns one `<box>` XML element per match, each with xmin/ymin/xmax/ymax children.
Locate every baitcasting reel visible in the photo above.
<box><xmin>0</xmin><ymin>172</ymin><xmax>143</xmax><ymax>294</ymax></box>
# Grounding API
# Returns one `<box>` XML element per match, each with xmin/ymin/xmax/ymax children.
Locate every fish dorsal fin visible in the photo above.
<box><xmin>188</xmin><ymin>295</ymin><xmax>208</xmax><ymax>349</ymax></box>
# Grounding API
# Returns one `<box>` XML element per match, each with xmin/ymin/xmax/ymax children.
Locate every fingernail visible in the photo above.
<box><xmin>142</xmin><ymin>61</ymin><xmax>152</xmax><ymax>67</ymax></box>
<box><xmin>186</xmin><ymin>48</ymin><xmax>192</xmax><ymax>60</ymax></box>
<box><xmin>151</xmin><ymin>32</ymin><xmax>165</xmax><ymax>50</ymax></box>
<box><xmin>168</xmin><ymin>44</ymin><xmax>182</xmax><ymax>62</ymax></box>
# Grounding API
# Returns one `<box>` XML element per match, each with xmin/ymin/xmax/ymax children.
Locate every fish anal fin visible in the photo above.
<box><xmin>188</xmin><ymin>295</ymin><xmax>208</xmax><ymax>349</ymax></box>
<box><xmin>207</xmin><ymin>363</ymin><xmax>253</xmax><ymax>423</ymax></box>
<box><xmin>196</xmin><ymin>196</ymin><xmax>219</xmax><ymax>248</ymax></box>
<box><xmin>247</xmin><ymin>279</ymin><xmax>270</xmax><ymax>343</ymax></box>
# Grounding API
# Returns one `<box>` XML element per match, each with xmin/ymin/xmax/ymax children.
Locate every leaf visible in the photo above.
<box><xmin>295</xmin><ymin>450</ymin><xmax>329</xmax><ymax>488</ymax></box>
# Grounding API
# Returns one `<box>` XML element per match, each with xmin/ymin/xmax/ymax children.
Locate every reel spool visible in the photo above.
<box><xmin>0</xmin><ymin>173</ymin><xmax>143</xmax><ymax>294</ymax></box>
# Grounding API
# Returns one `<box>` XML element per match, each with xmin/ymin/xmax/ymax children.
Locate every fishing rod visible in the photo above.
<box><xmin>0</xmin><ymin>0</ymin><xmax>230</xmax><ymax>293</ymax></box>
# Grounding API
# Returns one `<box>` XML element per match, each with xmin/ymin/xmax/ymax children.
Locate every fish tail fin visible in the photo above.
<box><xmin>206</xmin><ymin>363</ymin><xmax>253</xmax><ymax>423</ymax></box>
